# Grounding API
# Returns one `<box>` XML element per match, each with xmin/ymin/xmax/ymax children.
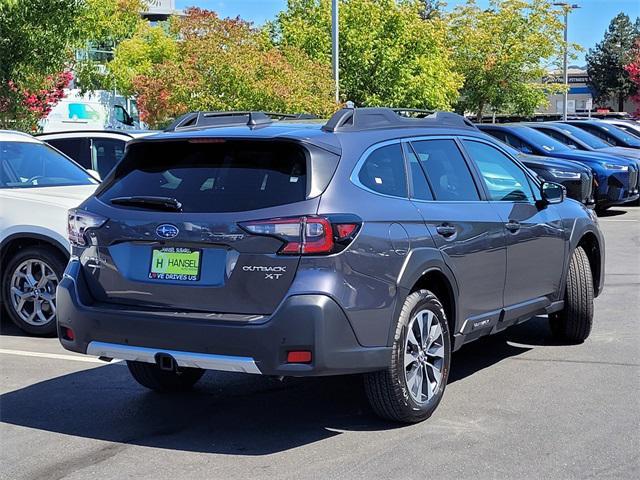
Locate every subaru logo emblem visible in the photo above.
<box><xmin>156</xmin><ymin>224</ymin><xmax>179</xmax><ymax>239</ymax></box>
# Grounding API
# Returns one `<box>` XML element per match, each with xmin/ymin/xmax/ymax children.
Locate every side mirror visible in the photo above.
<box><xmin>86</xmin><ymin>169</ymin><xmax>101</xmax><ymax>181</ymax></box>
<box><xmin>541</xmin><ymin>181</ymin><xmax>565</xmax><ymax>205</ymax></box>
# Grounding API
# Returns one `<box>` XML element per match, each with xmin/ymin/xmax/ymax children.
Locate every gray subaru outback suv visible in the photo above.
<box><xmin>57</xmin><ymin>108</ymin><xmax>604</xmax><ymax>423</ymax></box>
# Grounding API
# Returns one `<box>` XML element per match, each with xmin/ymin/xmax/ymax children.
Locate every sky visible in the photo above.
<box><xmin>175</xmin><ymin>0</ymin><xmax>640</xmax><ymax>64</ymax></box>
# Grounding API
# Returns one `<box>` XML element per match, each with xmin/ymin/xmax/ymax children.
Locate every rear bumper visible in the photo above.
<box><xmin>57</xmin><ymin>260</ymin><xmax>391</xmax><ymax>377</ymax></box>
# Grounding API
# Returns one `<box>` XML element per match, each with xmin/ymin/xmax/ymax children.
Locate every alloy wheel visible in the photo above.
<box><xmin>403</xmin><ymin>309</ymin><xmax>445</xmax><ymax>404</ymax></box>
<box><xmin>10</xmin><ymin>259</ymin><xmax>59</xmax><ymax>326</ymax></box>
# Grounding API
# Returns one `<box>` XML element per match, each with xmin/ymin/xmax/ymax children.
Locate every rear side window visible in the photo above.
<box><xmin>99</xmin><ymin>140</ymin><xmax>308</xmax><ymax>213</ymax></box>
<box><xmin>410</xmin><ymin>139</ymin><xmax>479</xmax><ymax>201</ymax></box>
<box><xmin>403</xmin><ymin>142</ymin><xmax>433</xmax><ymax>200</ymax></box>
<box><xmin>357</xmin><ymin>143</ymin><xmax>407</xmax><ymax>197</ymax></box>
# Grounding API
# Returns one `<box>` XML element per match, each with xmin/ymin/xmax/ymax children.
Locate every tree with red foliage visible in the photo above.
<box><xmin>111</xmin><ymin>8</ymin><xmax>335</xmax><ymax>128</ymax></box>
<box><xmin>625</xmin><ymin>40</ymin><xmax>640</xmax><ymax>117</ymax></box>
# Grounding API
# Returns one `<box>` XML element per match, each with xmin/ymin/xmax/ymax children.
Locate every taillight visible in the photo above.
<box><xmin>239</xmin><ymin>215</ymin><xmax>360</xmax><ymax>255</ymax></box>
<box><xmin>68</xmin><ymin>208</ymin><xmax>107</xmax><ymax>246</ymax></box>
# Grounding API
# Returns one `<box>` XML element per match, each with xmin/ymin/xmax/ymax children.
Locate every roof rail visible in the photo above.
<box><xmin>164</xmin><ymin>111</ymin><xmax>319</xmax><ymax>132</ymax></box>
<box><xmin>265</xmin><ymin>112</ymin><xmax>319</xmax><ymax>120</ymax></box>
<box><xmin>164</xmin><ymin>111</ymin><xmax>273</xmax><ymax>132</ymax></box>
<box><xmin>322</xmin><ymin>107</ymin><xmax>476</xmax><ymax>132</ymax></box>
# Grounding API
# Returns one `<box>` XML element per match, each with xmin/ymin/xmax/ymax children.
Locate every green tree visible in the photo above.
<box><xmin>449</xmin><ymin>0</ymin><xmax>568</xmax><ymax>120</ymax></box>
<box><xmin>125</xmin><ymin>8</ymin><xmax>335</xmax><ymax>128</ymax></box>
<box><xmin>270</xmin><ymin>0</ymin><xmax>462</xmax><ymax>109</ymax></box>
<box><xmin>0</xmin><ymin>0</ymin><xmax>83</xmax><ymax>129</ymax></box>
<box><xmin>586</xmin><ymin>12</ymin><xmax>640</xmax><ymax>112</ymax></box>
<box><xmin>104</xmin><ymin>22</ymin><xmax>178</xmax><ymax>95</ymax></box>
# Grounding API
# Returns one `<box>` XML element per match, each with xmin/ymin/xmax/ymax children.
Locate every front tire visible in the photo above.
<box><xmin>1</xmin><ymin>246</ymin><xmax>66</xmax><ymax>336</ymax></box>
<box><xmin>127</xmin><ymin>361</ymin><xmax>204</xmax><ymax>392</ymax></box>
<box><xmin>549</xmin><ymin>246</ymin><xmax>594</xmax><ymax>343</ymax></box>
<box><xmin>364</xmin><ymin>290</ymin><xmax>451</xmax><ymax>423</ymax></box>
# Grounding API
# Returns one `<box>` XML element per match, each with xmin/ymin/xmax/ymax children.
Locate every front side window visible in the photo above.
<box><xmin>538</xmin><ymin>128</ymin><xmax>580</xmax><ymax>149</ymax></box>
<box><xmin>578</xmin><ymin>124</ymin><xmax>614</xmax><ymax>144</ymax></box>
<box><xmin>0</xmin><ymin>141</ymin><xmax>97</xmax><ymax>189</ymax></box>
<box><xmin>557</xmin><ymin>123</ymin><xmax>611</xmax><ymax>149</ymax></box>
<box><xmin>410</xmin><ymin>139</ymin><xmax>479</xmax><ymax>201</ymax></box>
<box><xmin>358</xmin><ymin>143</ymin><xmax>407</xmax><ymax>198</ymax></box>
<box><xmin>516</xmin><ymin>127</ymin><xmax>571</xmax><ymax>153</ymax></box>
<box><xmin>462</xmin><ymin>140</ymin><xmax>534</xmax><ymax>202</ymax></box>
<box><xmin>503</xmin><ymin>133</ymin><xmax>534</xmax><ymax>154</ymax></box>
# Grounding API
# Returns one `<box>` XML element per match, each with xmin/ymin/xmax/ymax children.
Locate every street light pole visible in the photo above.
<box><xmin>553</xmin><ymin>3</ymin><xmax>580</xmax><ymax>121</ymax></box>
<box><xmin>332</xmin><ymin>0</ymin><xmax>340</xmax><ymax>105</ymax></box>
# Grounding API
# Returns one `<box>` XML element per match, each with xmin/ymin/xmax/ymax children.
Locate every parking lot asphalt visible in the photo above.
<box><xmin>1</xmin><ymin>207</ymin><xmax>639</xmax><ymax>480</ymax></box>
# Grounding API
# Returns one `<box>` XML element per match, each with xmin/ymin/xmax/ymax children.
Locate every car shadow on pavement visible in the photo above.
<box><xmin>0</xmin><ymin>318</ymin><xmax>550</xmax><ymax>455</ymax></box>
<box><xmin>597</xmin><ymin>208</ymin><xmax>628</xmax><ymax>217</ymax></box>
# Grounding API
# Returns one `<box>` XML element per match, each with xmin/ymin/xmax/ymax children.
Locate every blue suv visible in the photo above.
<box><xmin>58</xmin><ymin>109</ymin><xmax>604</xmax><ymax>423</ymax></box>
<box><xmin>477</xmin><ymin>123</ymin><xmax>639</xmax><ymax>211</ymax></box>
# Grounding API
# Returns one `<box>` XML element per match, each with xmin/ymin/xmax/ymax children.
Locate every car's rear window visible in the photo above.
<box><xmin>98</xmin><ymin>140</ymin><xmax>308</xmax><ymax>212</ymax></box>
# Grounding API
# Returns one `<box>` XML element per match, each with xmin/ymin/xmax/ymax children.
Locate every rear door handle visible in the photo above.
<box><xmin>436</xmin><ymin>224</ymin><xmax>457</xmax><ymax>237</ymax></box>
<box><xmin>505</xmin><ymin>220</ymin><xmax>521</xmax><ymax>232</ymax></box>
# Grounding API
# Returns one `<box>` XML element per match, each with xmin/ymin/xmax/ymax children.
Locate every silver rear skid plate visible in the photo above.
<box><xmin>86</xmin><ymin>341</ymin><xmax>261</xmax><ymax>374</ymax></box>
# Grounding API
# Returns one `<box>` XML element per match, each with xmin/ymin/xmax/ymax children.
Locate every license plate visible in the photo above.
<box><xmin>149</xmin><ymin>247</ymin><xmax>201</xmax><ymax>282</ymax></box>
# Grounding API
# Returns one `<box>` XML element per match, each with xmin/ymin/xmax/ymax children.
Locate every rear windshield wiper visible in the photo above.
<box><xmin>110</xmin><ymin>196</ymin><xmax>183</xmax><ymax>212</ymax></box>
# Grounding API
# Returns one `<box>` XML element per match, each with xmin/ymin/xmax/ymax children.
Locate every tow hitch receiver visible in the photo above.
<box><xmin>155</xmin><ymin>353</ymin><xmax>177</xmax><ymax>371</ymax></box>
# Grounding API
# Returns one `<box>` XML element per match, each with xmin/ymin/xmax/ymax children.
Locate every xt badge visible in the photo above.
<box><xmin>243</xmin><ymin>265</ymin><xmax>287</xmax><ymax>280</ymax></box>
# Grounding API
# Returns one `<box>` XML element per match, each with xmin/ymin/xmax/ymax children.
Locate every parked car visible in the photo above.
<box><xmin>37</xmin><ymin>130</ymin><xmax>157</xmax><ymax>180</ymax></box>
<box><xmin>600</xmin><ymin>118</ymin><xmax>640</xmax><ymax>138</ymax></box>
<box><xmin>0</xmin><ymin>131</ymin><xmax>99</xmax><ymax>335</ymax></box>
<box><xmin>477</xmin><ymin>123</ymin><xmax>639</xmax><ymax>210</ymax></box>
<box><xmin>524</xmin><ymin>122</ymin><xmax>640</xmax><ymax>163</ymax></box>
<box><xmin>514</xmin><ymin>152</ymin><xmax>595</xmax><ymax>206</ymax></box>
<box><xmin>524</xmin><ymin>122</ymin><xmax>640</xmax><ymax>206</ymax></box>
<box><xmin>57</xmin><ymin>109</ymin><xmax>603</xmax><ymax>424</ymax></box>
<box><xmin>486</xmin><ymin>141</ymin><xmax>596</xmax><ymax>206</ymax></box>
<box><xmin>563</xmin><ymin>120</ymin><xmax>640</xmax><ymax>150</ymax></box>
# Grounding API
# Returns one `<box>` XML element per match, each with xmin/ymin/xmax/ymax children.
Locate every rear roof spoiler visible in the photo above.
<box><xmin>322</xmin><ymin>107</ymin><xmax>477</xmax><ymax>132</ymax></box>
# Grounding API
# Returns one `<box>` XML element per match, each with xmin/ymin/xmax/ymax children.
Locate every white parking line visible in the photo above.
<box><xmin>598</xmin><ymin>219</ymin><xmax>639</xmax><ymax>222</ymax></box>
<box><xmin>0</xmin><ymin>348</ymin><xmax>117</xmax><ymax>364</ymax></box>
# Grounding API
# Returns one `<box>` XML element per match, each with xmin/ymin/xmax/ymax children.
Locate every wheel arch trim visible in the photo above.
<box><xmin>0</xmin><ymin>232</ymin><xmax>70</xmax><ymax>267</ymax></box>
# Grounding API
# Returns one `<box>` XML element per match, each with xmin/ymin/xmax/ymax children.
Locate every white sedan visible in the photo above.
<box><xmin>0</xmin><ymin>130</ymin><xmax>98</xmax><ymax>335</ymax></box>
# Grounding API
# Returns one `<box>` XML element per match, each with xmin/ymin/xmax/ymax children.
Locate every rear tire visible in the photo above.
<box><xmin>549</xmin><ymin>246</ymin><xmax>594</xmax><ymax>343</ymax></box>
<box><xmin>364</xmin><ymin>290</ymin><xmax>451</xmax><ymax>423</ymax></box>
<box><xmin>127</xmin><ymin>361</ymin><xmax>204</xmax><ymax>392</ymax></box>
